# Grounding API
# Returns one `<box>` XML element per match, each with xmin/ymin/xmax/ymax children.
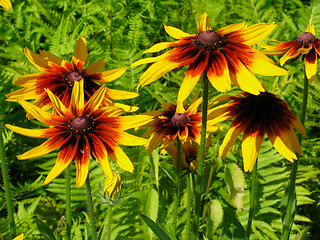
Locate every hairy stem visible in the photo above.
<box><xmin>172</xmin><ymin>138</ymin><xmax>181</xmax><ymax>236</ymax></box>
<box><xmin>246</xmin><ymin>160</ymin><xmax>258</xmax><ymax>239</ymax></box>
<box><xmin>85</xmin><ymin>176</ymin><xmax>97</xmax><ymax>240</ymax></box>
<box><xmin>0</xmin><ymin>125</ymin><xmax>16</xmax><ymax>238</ymax></box>
<box><xmin>282</xmin><ymin>76</ymin><xmax>308</xmax><ymax>240</ymax></box>
<box><xmin>65</xmin><ymin>165</ymin><xmax>71</xmax><ymax>240</ymax></box>
<box><xmin>106</xmin><ymin>205</ymin><xmax>112</xmax><ymax>240</ymax></box>
<box><xmin>186</xmin><ymin>173</ymin><xmax>192</xmax><ymax>240</ymax></box>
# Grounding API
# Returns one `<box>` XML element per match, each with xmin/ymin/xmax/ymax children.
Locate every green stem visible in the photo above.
<box><xmin>85</xmin><ymin>176</ymin><xmax>97</xmax><ymax>240</ymax></box>
<box><xmin>106</xmin><ymin>205</ymin><xmax>112</xmax><ymax>240</ymax></box>
<box><xmin>172</xmin><ymin>138</ymin><xmax>181</xmax><ymax>236</ymax></box>
<box><xmin>194</xmin><ymin>74</ymin><xmax>209</xmax><ymax>238</ymax></box>
<box><xmin>246</xmin><ymin>160</ymin><xmax>258</xmax><ymax>239</ymax></box>
<box><xmin>0</xmin><ymin>125</ymin><xmax>16</xmax><ymax>238</ymax></box>
<box><xmin>282</xmin><ymin>76</ymin><xmax>308</xmax><ymax>240</ymax></box>
<box><xmin>65</xmin><ymin>165</ymin><xmax>71</xmax><ymax>240</ymax></box>
<box><xmin>186</xmin><ymin>173</ymin><xmax>192</xmax><ymax>240</ymax></box>
<box><xmin>206</xmin><ymin>135</ymin><xmax>220</xmax><ymax>194</ymax></box>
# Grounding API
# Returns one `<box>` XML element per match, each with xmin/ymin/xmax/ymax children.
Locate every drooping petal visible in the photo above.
<box><xmin>219</xmin><ymin>123</ymin><xmax>243</xmax><ymax>159</ymax></box>
<box><xmin>12</xmin><ymin>73</ymin><xmax>41</xmax><ymax>86</ymax></box>
<box><xmin>89</xmin><ymin>133</ymin><xmax>113</xmax><ymax>178</ymax></box>
<box><xmin>197</xmin><ymin>12</ymin><xmax>211</xmax><ymax>33</ymax></box>
<box><xmin>43</xmin><ymin>137</ymin><xmax>78</xmax><ymax>185</ymax></box>
<box><xmin>24</xmin><ymin>47</ymin><xmax>49</xmax><ymax>71</ymax></box>
<box><xmin>71</xmin><ymin>37</ymin><xmax>87</xmax><ymax>67</ymax></box>
<box><xmin>291</xmin><ymin>117</ymin><xmax>307</xmax><ymax>137</ymax></box>
<box><xmin>74</xmin><ymin>136</ymin><xmax>91</xmax><ymax>188</ymax></box>
<box><xmin>105</xmin><ymin>88</ymin><xmax>139</xmax><ymax>100</ymax></box>
<box><xmin>17</xmin><ymin>135</ymin><xmax>71</xmax><ymax>160</ymax></box>
<box><xmin>5</xmin><ymin>124</ymin><xmax>50</xmax><ymax>138</ymax></box>
<box><xmin>206</xmin><ymin>51</ymin><xmax>232</xmax><ymax>92</ymax></box>
<box><xmin>242</xmin><ymin>131</ymin><xmax>264</xmax><ymax>172</ymax></box>
<box><xmin>207</xmin><ymin>103</ymin><xmax>232</xmax><ymax>125</ymax></box>
<box><xmin>304</xmin><ymin>47</ymin><xmax>317</xmax><ymax>82</ymax></box>
<box><xmin>178</xmin><ymin>53</ymin><xmax>209</xmax><ymax>102</ymax></box>
<box><xmin>178</xmin><ymin>125</ymin><xmax>189</xmax><ymax>142</ymax></box>
<box><xmin>267</xmin><ymin>132</ymin><xmax>297</xmax><ymax>162</ymax></box>
<box><xmin>286</xmin><ymin>127</ymin><xmax>302</xmax><ymax>155</ymax></box>
<box><xmin>85</xmin><ymin>60</ymin><xmax>105</xmax><ymax>74</ymax></box>
<box><xmin>164</xmin><ymin>25</ymin><xmax>193</xmax><ymax>39</ymax></box>
<box><xmin>70</xmin><ymin>79</ymin><xmax>84</xmax><ymax>116</ymax></box>
<box><xmin>98</xmin><ymin>68</ymin><xmax>126</xmax><ymax>83</ymax></box>
<box><xmin>279</xmin><ymin>45</ymin><xmax>301</xmax><ymax>66</ymax></box>
<box><xmin>45</xmin><ymin>88</ymin><xmax>73</xmax><ymax>119</ymax></box>
<box><xmin>39</xmin><ymin>50</ymin><xmax>63</xmax><ymax>66</ymax></box>
<box><xmin>6</xmin><ymin>86</ymin><xmax>38</xmax><ymax>101</ymax></box>
<box><xmin>147</xmin><ymin>132</ymin><xmax>163</xmax><ymax>154</ymax></box>
<box><xmin>208</xmin><ymin>94</ymin><xmax>232</xmax><ymax>107</ymax></box>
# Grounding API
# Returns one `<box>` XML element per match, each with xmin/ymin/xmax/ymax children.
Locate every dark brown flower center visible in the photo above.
<box><xmin>69</xmin><ymin>116</ymin><xmax>93</xmax><ymax>135</ymax></box>
<box><xmin>171</xmin><ymin>113</ymin><xmax>189</xmax><ymax>127</ymax></box>
<box><xmin>194</xmin><ymin>30</ymin><xmax>222</xmax><ymax>51</ymax></box>
<box><xmin>185</xmin><ymin>154</ymin><xmax>197</xmax><ymax>164</ymax></box>
<box><xmin>296</xmin><ymin>32</ymin><xmax>316</xmax><ymax>44</ymax></box>
<box><xmin>65</xmin><ymin>70</ymin><xmax>85</xmax><ymax>87</ymax></box>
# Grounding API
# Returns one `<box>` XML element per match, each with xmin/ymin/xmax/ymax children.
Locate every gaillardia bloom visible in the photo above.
<box><xmin>141</xmin><ymin>97</ymin><xmax>219</xmax><ymax>154</ymax></box>
<box><xmin>6</xmin><ymin>37</ymin><xmax>138</xmax><ymax>114</ymax></box>
<box><xmin>262</xmin><ymin>24</ymin><xmax>320</xmax><ymax>82</ymax></box>
<box><xmin>0</xmin><ymin>0</ymin><xmax>12</xmax><ymax>10</ymax></box>
<box><xmin>6</xmin><ymin>80</ymin><xmax>152</xmax><ymax>187</ymax></box>
<box><xmin>208</xmin><ymin>91</ymin><xmax>306</xmax><ymax>172</ymax></box>
<box><xmin>104</xmin><ymin>171</ymin><xmax>121</xmax><ymax>198</ymax></box>
<box><xmin>131</xmin><ymin>12</ymin><xmax>287</xmax><ymax>102</ymax></box>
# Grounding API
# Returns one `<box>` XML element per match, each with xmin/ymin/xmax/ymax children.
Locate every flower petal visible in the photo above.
<box><xmin>185</xmin><ymin>97</ymin><xmax>202</xmax><ymax>116</ymax></box>
<box><xmin>71</xmin><ymin>79</ymin><xmax>85</xmax><ymax>116</ymax></box>
<box><xmin>71</xmin><ymin>37</ymin><xmax>87</xmax><ymax>67</ymax></box>
<box><xmin>178</xmin><ymin>53</ymin><xmax>209</xmax><ymax>102</ymax></box>
<box><xmin>85</xmin><ymin>60</ymin><xmax>105</xmax><ymax>74</ymax></box>
<box><xmin>305</xmin><ymin>47</ymin><xmax>317</xmax><ymax>82</ymax></box>
<box><xmin>105</xmin><ymin>88</ymin><xmax>139</xmax><ymax>100</ymax></box>
<box><xmin>5</xmin><ymin>124</ymin><xmax>50</xmax><ymax>138</ymax></box>
<box><xmin>237</xmin><ymin>22</ymin><xmax>276</xmax><ymax>46</ymax></box>
<box><xmin>24</xmin><ymin>47</ymin><xmax>49</xmax><ymax>71</ymax></box>
<box><xmin>45</xmin><ymin>88</ymin><xmax>73</xmax><ymax>119</ymax></box>
<box><xmin>83</xmin><ymin>85</ymin><xmax>107</xmax><ymax>114</ymax></box>
<box><xmin>144</xmin><ymin>42</ymin><xmax>177</xmax><ymax>53</ymax></box>
<box><xmin>164</xmin><ymin>25</ymin><xmax>193</xmax><ymax>39</ymax></box>
<box><xmin>219</xmin><ymin>123</ymin><xmax>243</xmax><ymax>159</ymax></box>
<box><xmin>242</xmin><ymin>131</ymin><xmax>264</xmax><ymax>172</ymax></box>
<box><xmin>279</xmin><ymin>45</ymin><xmax>301</xmax><ymax>66</ymax></box>
<box><xmin>115</xmin><ymin>115</ymin><xmax>154</xmax><ymax>130</ymax></box>
<box><xmin>43</xmin><ymin>138</ymin><xmax>78</xmax><ymax>185</ymax></box>
<box><xmin>74</xmin><ymin>136</ymin><xmax>91</xmax><ymax>188</ymax></box>
<box><xmin>147</xmin><ymin>132</ymin><xmax>163</xmax><ymax>154</ymax></box>
<box><xmin>197</xmin><ymin>12</ymin><xmax>211</xmax><ymax>33</ymax></box>
<box><xmin>216</xmin><ymin>22</ymin><xmax>246</xmax><ymax>35</ymax></box>
<box><xmin>98</xmin><ymin>68</ymin><xmax>126</xmax><ymax>83</ymax></box>
<box><xmin>0</xmin><ymin>0</ymin><xmax>12</xmax><ymax>10</ymax></box>
<box><xmin>39</xmin><ymin>50</ymin><xmax>63</xmax><ymax>66</ymax></box>
<box><xmin>267</xmin><ymin>131</ymin><xmax>297</xmax><ymax>162</ymax></box>
<box><xmin>292</xmin><ymin>117</ymin><xmax>307</xmax><ymax>137</ymax></box>
<box><xmin>306</xmin><ymin>24</ymin><xmax>315</xmax><ymax>35</ymax></box>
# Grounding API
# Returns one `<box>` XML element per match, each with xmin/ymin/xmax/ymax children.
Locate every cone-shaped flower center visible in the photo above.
<box><xmin>185</xmin><ymin>154</ymin><xmax>197</xmax><ymax>164</ymax></box>
<box><xmin>65</xmin><ymin>70</ymin><xmax>85</xmax><ymax>87</ymax></box>
<box><xmin>296</xmin><ymin>32</ymin><xmax>316</xmax><ymax>44</ymax></box>
<box><xmin>195</xmin><ymin>30</ymin><xmax>222</xmax><ymax>50</ymax></box>
<box><xmin>69</xmin><ymin>116</ymin><xmax>93</xmax><ymax>135</ymax></box>
<box><xmin>171</xmin><ymin>113</ymin><xmax>189</xmax><ymax>127</ymax></box>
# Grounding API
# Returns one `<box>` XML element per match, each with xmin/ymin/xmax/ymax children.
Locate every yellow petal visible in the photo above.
<box><xmin>147</xmin><ymin>133</ymin><xmax>163</xmax><ymax>155</ymax></box>
<box><xmin>306</xmin><ymin>24</ymin><xmax>315</xmax><ymax>35</ymax></box>
<box><xmin>185</xmin><ymin>97</ymin><xmax>202</xmax><ymax>116</ymax></box>
<box><xmin>208</xmin><ymin>94</ymin><xmax>232</xmax><ymax>107</ymax></box>
<box><xmin>118</xmin><ymin>115</ymin><xmax>154</xmax><ymax>130</ymax></box>
<box><xmin>5</xmin><ymin>124</ymin><xmax>48</xmax><ymax>138</ymax></box>
<box><xmin>39</xmin><ymin>50</ymin><xmax>63</xmax><ymax>66</ymax></box>
<box><xmin>108</xmin><ymin>140</ymin><xmax>134</xmax><ymax>172</ymax></box>
<box><xmin>45</xmin><ymin>88</ymin><xmax>73</xmax><ymax>118</ymax></box>
<box><xmin>71</xmin><ymin>79</ymin><xmax>84</xmax><ymax>116</ymax></box>
<box><xmin>24</xmin><ymin>47</ymin><xmax>49</xmax><ymax>71</ymax></box>
<box><xmin>83</xmin><ymin>86</ymin><xmax>107</xmax><ymax>113</ymax></box>
<box><xmin>99</xmin><ymin>68</ymin><xmax>126</xmax><ymax>83</ymax></box>
<box><xmin>197</xmin><ymin>12</ymin><xmax>211</xmax><ymax>33</ymax></box>
<box><xmin>6</xmin><ymin>87</ymin><xmax>38</xmax><ymax>101</ymax></box>
<box><xmin>113</xmin><ymin>102</ymin><xmax>139</xmax><ymax>113</ymax></box>
<box><xmin>130</xmin><ymin>55</ymin><xmax>165</xmax><ymax>67</ymax></box>
<box><xmin>242</xmin><ymin>132</ymin><xmax>264</xmax><ymax>172</ymax></box>
<box><xmin>305</xmin><ymin>50</ymin><xmax>317</xmax><ymax>82</ymax></box>
<box><xmin>219</xmin><ymin>124</ymin><xmax>243</xmax><ymax>159</ymax></box>
<box><xmin>268</xmin><ymin>132</ymin><xmax>297</xmax><ymax>162</ymax></box>
<box><xmin>71</xmin><ymin>36</ymin><xmax>87</xmax><ymax>66</ymax></box>
<box><xmin>105</xmin><ymin>88</ymin><xmax>139</xmax><ymax>100</ymax></box>
<box><xmin>0</xmin><ymin>0</ymin><xmax>12</xmax><ymax>10</ymax></box>
<box><xmin>216</xmin><ymin>22</ymin><xmax>246</xmax><ymax>35</ymax></box>
<box><xmin>164</xmin><ymin>25</ymin><xmax>193</xmax><ymax>39</ymax></box>
<box><xmin>206</xmin><ymin>103</ymin><xmax>231</xmax><ymax>125</ymax></box>
<box><xmin>292</xmin><ymin>118</ymin><xmax>307</xmax><ymax>137</ymax></box>
<box><xmin>239</xmin><ymin>22</ymin><xmax>276</xmax><ymax>46</ymax></box>
<box><xmin>85</xmin><ymin>60</ymin><xmax>105</xmax><ymax>74</ymax></box>
<box><xmin>287</xmin><ymin>128</ymin><xmax>301</xmax><ymax>155</ymax></box>
<box><xmin>13</xmin><ymin>73</ymin><xmax>40</xmax><ymax>86</ymax></box>
<box><xmin>75</xmin><ymin>138</ymin><xmax>91</xmax><ymax>188</ymax></box>
<box><xmin>112</xmin><ymin>131</ymin><xmax>148</xmax><ymax>146</ymax></box>
<box><xmin>144</xmin><ymin>42</ymin><xmax>175</xmax><ymax>54</ymax></box>
<box><xmin>279</xmin><ymin>47</ymin><xmax>301</xmax><ymax>66</ymax></box>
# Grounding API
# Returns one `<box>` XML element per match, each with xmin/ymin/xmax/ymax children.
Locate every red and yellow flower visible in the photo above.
<box><xmin>131</xmin><ymin>12</ymin><xmax>287</xmax><ymax>102</ymax></box>
<box><xmin>6</xmin><ymin>80</ymin><xmax>152</xmax><ymax>187</ymax></box>
<box><xmin>141</xmin><ymin>96</ymin><xmax>219</xmax><ymax>154</ymax></box>
<box><xmin>6</xmin><ymin>37</ymin><xmax>138</xmax><ymax>115</ymax></box>
<box><xmin>262</xmin><ymin>24</ymin><xmax>320</xmax><ymax>82</ymax></box>
<box><xmin>208</xmin><ymin>91</ymin><xmax>306</xmax><ymax>172</ymax></box>
<box><xmin>0</xmin><ymin>0</ymin><xmax>12</xmax><ymax>10</ymax></box>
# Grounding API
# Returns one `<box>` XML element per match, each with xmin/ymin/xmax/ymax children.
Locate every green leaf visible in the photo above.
<box><xmin>35</xmin><ymin>218</ymin><xmax>56</xmax><ymax>240</ymax></box>
<box><xmin>205</xmin><ymin>199</ymin><xmax>224</xmax><ymax>236</ymax></box>
<box><xmin>139</xmin><ymin>214</ymin><xmax>173</xmax><ymax>240</ymax></box>
<box><xmin>297</xmin><ymin>227</ymin><xmax>310</xmax><ymax>240</ymax></box>
<box><xmin>221</xmin><ymin>214</ymin><xmax>246</xmax><ymax>240</ymax></box>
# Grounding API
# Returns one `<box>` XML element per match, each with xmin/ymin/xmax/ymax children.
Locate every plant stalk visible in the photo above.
<box><xmin>282</xmin><ymin>75</ymin><xmax>308</xmax><ymax>240</ymax></box>
<box><xmin>0</xmin><ymin>125</ymin><xmax>16</xmax><ymax>238</ymax></box>
<box><xmin>193</xmin><ymin>74</ymin><xmax>209</xmax><ymax>238</ymax></box>
<box><xmin>85</xmin><ymin>176</ymin><xmax>97</xmax><ymax>240</ymax></box>
<box><xmin>172</xmin><ymin>138</ymin><xmax>181</xmax><ymax>236</ymax></box>
<box><xmin>106</xmin><ymin>205</ymin><xmax>112</xmax><ymax>240</ymax></box>
<box><xmin>65</xmin><ymin>165</ymin><xmax>71</xmax><ymax>240</ymax></box>
<box><xmin>246</xmin><ymin>160</ymin><xmax>258</xmax><ymax>239</ymax></box>
<box><xmin>186</xmin><ymin>173</ymin><xmax>192</xmax><ymax>240</ymax></box>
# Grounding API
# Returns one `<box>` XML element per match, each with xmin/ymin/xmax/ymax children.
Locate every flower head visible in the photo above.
<box><xmin>6</xmin><ymin>80</ymin><xmax>152</xmax><ymax>187</ymax></box>
<box><xmin>262</xmin><ymin>24</ymin><xmax>320</xmax><ymax>82</ymax></box>
<box><xmin>6</xmin><ymin>37</ymin><xmax>138</xmax><ymax>115</ymax></box>
<box><xmin>103</xmin><ymin>172</ymin><xmax>121</xmax><ymax>198</ymax></box>
<box><xmin>12</xmin><ymin>234</ymin><xmax>24</xmax><ymax>240</ymax></box>
<box><xmin>209</xmin><ymin>91</ymin><xmax>306</xmax><ymax>172</ymax></box>
<box><xmin>0</xmin><ymin>0</ymin><xmax>12</xmax><ymax>10</ymax></box>
<box><xmin>131</xmin><ymin>12</ymin><xmax>287</xmax><ymax>102</ymax></box>
<box><xmin>142</xmin><ymin>96</ymin><xmax>219</xmax><ymax>154</ymax></box>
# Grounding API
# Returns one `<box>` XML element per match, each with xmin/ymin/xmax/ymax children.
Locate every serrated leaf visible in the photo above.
<box><xmin>206</xmin><ymin>199</ymin><xmax>224</xmax><ymax>236</ymax></box>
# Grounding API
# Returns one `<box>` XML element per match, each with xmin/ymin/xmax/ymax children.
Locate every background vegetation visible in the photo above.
<box><xmin>0</xmin><ymin>0</ymin><xmax>319</xmax><ymax>239</ymax></box>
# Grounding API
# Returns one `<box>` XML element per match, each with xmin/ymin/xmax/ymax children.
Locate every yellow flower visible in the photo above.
<box><xmin>262</xmin><ymin>24</ymin><xmax>320</xmax><ymax>82</ymax></box>
<box><xmin>104</xmin><ymin>172</ymin><xmax>121</xmax><ymax>198</ymax></box>
<box><xmin>208</xmin><ymin>91</ymin><xmax>306</xmax><ymax>172</ymax></box>
<box><xmin>131</xmin><ymin>12</ymin><xmax>287</xmax><ymax>102</ymax></box>
<box><xmin>0</xmin><ymin>0</ymin><xmax>12</xmax><ymax>10</ymax></box>
<box><xmin>6</xmin><ymin>80</ymin><xmax>152</xmax><ymax>187</ymax></box>
<box><xmin>6</xmin><ymin>37</ymin><xmax>138</xmax><ymax>115</ymax></box>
